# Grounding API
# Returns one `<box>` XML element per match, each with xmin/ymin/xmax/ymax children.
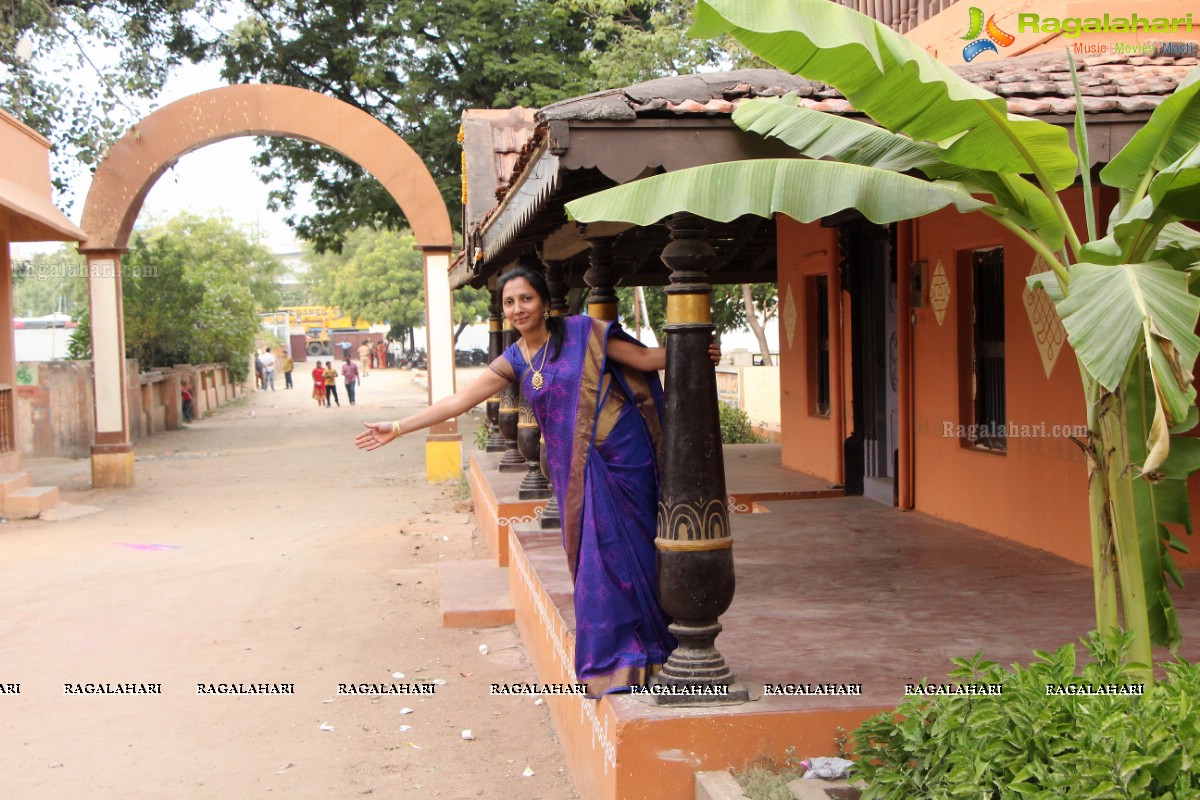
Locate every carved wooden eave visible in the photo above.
<box><xmin>453</xmin><ymin>70</ymin><xmax>819</xmax><ymax>290</ymax></box>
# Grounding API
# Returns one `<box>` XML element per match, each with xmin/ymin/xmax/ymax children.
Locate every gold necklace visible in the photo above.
<box><xmin>521</xmin><ymin>338</ymin><xmax>550</xmax><ymax>390</ymax></box>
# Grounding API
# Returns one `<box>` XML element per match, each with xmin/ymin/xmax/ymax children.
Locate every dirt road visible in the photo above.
<box><xmin>0</xmin><ymin>365</ymin><xmax>577</xmax><ymax>799</ymax></box>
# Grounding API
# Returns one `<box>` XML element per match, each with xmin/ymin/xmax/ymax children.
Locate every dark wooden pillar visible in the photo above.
<box><xmin>546</xmin><ymin>260</ymin><xmax>569</xmax><ymax>317</ymax></box>
<box><xmin>651</xmin><ymin>213</ymin><xmax>746</xmax><ymax>704</ymax></box>
<box><xmin>538</xmin><ymin>260</ymin><xmax>569</xmax><ymax>526</ymax></box>
<box><xmin>485</xmin><ymin>286</ymin><xmax>506</xmax><ymax>452</ymax></box>
<box><xmin>497</xmin><ymin>318</ymin><xmax>525</xmax><ymax>472</ymax></box>
<box><xmin>585</xmin><ymin>234</ymin><xmax>618</xmax><ymax>322</ymax></box>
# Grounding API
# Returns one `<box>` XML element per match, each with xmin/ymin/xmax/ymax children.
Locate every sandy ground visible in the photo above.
<box><xmin>0</xmin><ymin>364</ymin><xmax>578</xmax><ymax>800</ymax></box>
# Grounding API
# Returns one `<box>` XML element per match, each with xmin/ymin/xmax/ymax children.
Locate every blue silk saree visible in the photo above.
<box><xmin>504</xmin><ymin>315</ymin><xmax>675</xmax><ymax>696</ymax></box>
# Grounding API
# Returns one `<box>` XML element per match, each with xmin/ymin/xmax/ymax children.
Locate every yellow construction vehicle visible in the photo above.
<box><xmin>259</xmin><ymin>306</ymin><xmax>372</xmax><ymax>356</ymax></box>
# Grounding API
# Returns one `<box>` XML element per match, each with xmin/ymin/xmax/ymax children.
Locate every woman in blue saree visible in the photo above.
<box><xmin>356</xmin><ymin>267</ymin><xmax>718</xmax><ymax>696</ymax></box>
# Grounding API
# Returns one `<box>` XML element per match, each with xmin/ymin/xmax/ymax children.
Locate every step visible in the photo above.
<box><xmin>0</xmin><ymin>471</ymin><xmax>33</xmax><ymax>502</ymax></box>
<box><xmin>6</xmin><ymin>486</ymin><xmax>61</xmax><ymax>519</ymax></box>
<box><xmin>437</xmin><ymin>560</ymin><xmax>514</xmax><ymax>628</ymax></box>
<box><xmin>695</xmin><ymin>770</ymin><xmax>747</xmax><ymax>800</ymax></box>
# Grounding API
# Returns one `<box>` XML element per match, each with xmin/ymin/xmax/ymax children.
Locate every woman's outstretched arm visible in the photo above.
<box><xmin>356</xmin><ymin>359</ymin><xmax>513</xmax><ymax>451</ymax></box>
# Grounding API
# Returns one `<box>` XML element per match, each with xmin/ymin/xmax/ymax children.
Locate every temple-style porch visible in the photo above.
<box><xmin>466</xmin><ymin>444</ymin><xmax>1200</xmax><ymax>800</ymax></box>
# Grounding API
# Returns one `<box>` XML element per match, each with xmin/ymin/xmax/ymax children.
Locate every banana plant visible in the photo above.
<box><xmin>565</xmin><ymin>0</ymin><xmax>1200</xmax><ymax>681</ymax></box>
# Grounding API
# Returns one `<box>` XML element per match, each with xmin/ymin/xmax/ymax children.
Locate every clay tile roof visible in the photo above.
<box><xmin>537</xmin><ymin>69</ymin><xmax>820</xmax><ymax>122</ymax></box>
<box><xmin>532</xmin><ymin>50</ymin><xmax>1197</xmax><ymax>124</ymax></box>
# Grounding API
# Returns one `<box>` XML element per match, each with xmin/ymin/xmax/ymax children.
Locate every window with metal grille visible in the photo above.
<box><xmin>970</xmin><ymin>247</ymin><xmax>1006</xmax><ymax>450</ymax></box>
<box><xmin>810</xmin><ymin>275</ymin><xmax>831</xmax><ymax>417</ymax></box>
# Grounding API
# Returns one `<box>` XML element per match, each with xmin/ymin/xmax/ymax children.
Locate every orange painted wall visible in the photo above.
<box><xmin>777</xmin><ymin>193</ymin><xmax>1200</xmax><ymax>570</ymax></box>
<box><xmin>777</xmin><ymin>220</ymin><xmax>842</xmax><ymax>485</ymax></box>
<box><xmin>911</xmin><ymin>199</ymin><xmax>1095</xmax><ymax>565</ymax></box>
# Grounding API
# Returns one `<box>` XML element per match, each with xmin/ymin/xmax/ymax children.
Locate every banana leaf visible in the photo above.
<box><xmin>564</xmin><ymin>158</ymin><xmax>987</xmax><ymax>226</ymax></box>
<box><xmin>1055</xmin><ymin>261</ymin><xmax>1200</xmax><ymax>413</ymax></box>
<box><xmin>731</xmin><ymin>96</ymin><xmax>937</xmax><ymax>172</ymax></box>
<box><xmin>690</xmin><ymin>0</ymin><xmax>1076</xmax><ymax>188</ymax></box>
<box><xmin>1147</xmin><ymin>142</ymin><xmax>1200</xmax><ymax>220</ymax></box>
<box><xmin>732</xmin><ymin>97</ymin><xmax>1065</xmax><ymax>250</ymax></box>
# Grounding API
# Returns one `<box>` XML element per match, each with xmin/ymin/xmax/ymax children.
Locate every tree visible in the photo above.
<box><xmin>713</xmin><ymin>283</ymin><xmax>778</xmax><ymax>363</ymax></box>
<box><xmin>307</xmin><ymin>226</ymin><xmax>488</xmax><ymax>344</ymax></box>
<box><xmin>559</xmin><ymin>1</ymin><xmax>740</xmax><ymax>88</ymax></box>
<box><xmin>308</xmin><ymin>227</ymin><xmax>427</xmax><ymax>330</ymax></box>
<box><xmin>11</xmin><ymin>245</ymin><xmax>88</xmax><ymax>317</ymax></box>
<box><xmin>69</xmin><ymin>211</ymin><xmax>282</xmax><ymax>380</ymax></box>
<box><xmin>452</xmin><ymin>284</ymin><xmax>490</xmax><ymax>345</ymax></box>
<box><xmin>209</xmin><ymin>0</ymin><xmax>601</xmax><ymax>252</ymax></box>
<box><xmin>207</xmin><ymin>0</ymin><xmax>757</xmax><ymax>252</ymax></box>
<box><xmin>567</xmin><ymin>0</ymin><xmax>1200</xmax><ymax>680</ymax></box>
<box><xmin>1</xmin><ymin>0</ymin><xmax>211</xmax><ymax>202</ymax></box>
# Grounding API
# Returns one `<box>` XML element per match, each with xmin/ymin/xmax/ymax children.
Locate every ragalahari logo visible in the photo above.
<box><xmin>962</xmin><ymin>7</ymin><xmax>1015</xmax><ymax>61</ymax></box>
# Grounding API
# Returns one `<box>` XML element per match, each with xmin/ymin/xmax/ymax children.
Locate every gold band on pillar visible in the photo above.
<box><xmin>655</xmin><ymin>537</ymin><xmax>734</xmax><ymax>552</ymax></box>
<box><xmin>666</xmin><ymin>294</ymin><xmax>712</xmax><ymax>324</ymax></box>
<box><xmin>587</xmin><ymin>301</ymin><xmax>618</xmax><ymax>321</ymax></box>
<box><xmin>489</xmin><ymin>319</ymin><xmax>503</xmax><ymax>332</ymax></box>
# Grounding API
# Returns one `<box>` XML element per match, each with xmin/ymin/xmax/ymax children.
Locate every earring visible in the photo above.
<box><xmin>544</xmin><ymin>311</ymin><xmax>550</xmax><ymax>319</ymax></box>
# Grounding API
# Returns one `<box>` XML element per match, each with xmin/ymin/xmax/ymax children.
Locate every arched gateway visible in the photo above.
<box><xmin>78</xmin><ymin>84</ymin><xmax>458</xmax><ymax>487</ymax></box>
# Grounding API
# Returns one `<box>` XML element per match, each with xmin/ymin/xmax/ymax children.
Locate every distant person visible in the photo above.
<box><xmin>283</xmin><ymin>352</ymin><xmax>294</xmax><ymax>389</ymax></box>
<box><xmin>181</xmin><ymin>382</ymin><xmax>194</xmax><ymax>423</ymax></box>
<box><xmin>323</xmin><ymin>361</ymin><xmax>340</xmax><ymax>407</ymax></box>
<box><xmin>386</xmin><ymin>337</ymin><xmax>398</xmax><ymax>368</ymax></box>
<box><xmin>254</xmin><ymin>350</ymin><xmax>264</xmax><ymax>390</ymax></box>
<box><xmin>375</xmin><ymin>340</ymin><xmax>386</xmax><ymax>370</ymax></box>
<box><xmin>342</xmin><ymin>357</ymin><xmax>360</xmax><ymax>406</ymax></box>
<box><xmin>312</xmin><ymin>362</ymin><xmax>326</xmax><ymax>407</ymax></box>
<box><xmin>358</xmin><ymin>340</ymin><xmax>371</xmax><ymax>377</ymax></box>
<box><xmin>261</xmin><ymin>348</ymin><xmax>276</xmax><ymax>391</ymax></box>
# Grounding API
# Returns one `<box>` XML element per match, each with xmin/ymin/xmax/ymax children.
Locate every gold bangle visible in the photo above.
<box><xmin>391</xmin><ymin>420</ymin><xmax>403</xmax><ymax>437</ymax></box>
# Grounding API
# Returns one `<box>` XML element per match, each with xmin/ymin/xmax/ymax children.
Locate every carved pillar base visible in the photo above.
<box><xmin>485</xmin><ymin>397</ymin><xmax>506</xmax><ymax>452</ymax></box>
<box><xmin>517</xmin><ymin>420</ymin><xmax>551</xmax><ymax>499</ymax></box>
<box><xmin>539</xmin><ymin>496</ymin><xmax>561</xmax><ymax>529</ymax></box>
<box><xmin>648</xmin><ymin>626</ymin><xmax>749</xmax><ymax>705</ymax></box>
<box><xmin>498</xmin><ymin>445</ymin><xmax>526</xmax><ymax>472</ymax></box>
<box><xmin>649</xmin><ymin>549</ymin><xmax>749</xmax><ymax>705</ymax></box>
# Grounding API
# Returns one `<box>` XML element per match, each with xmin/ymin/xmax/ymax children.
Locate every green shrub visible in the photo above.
<box><xmin>719</xmin><ymin>401</ymin><xmax>766</xmax><ymax>444</ymax></box>
<box><xmin>853</xmin><ymin>631</ymin><xmax>1200</xmax><ymax>799</ymax></box>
